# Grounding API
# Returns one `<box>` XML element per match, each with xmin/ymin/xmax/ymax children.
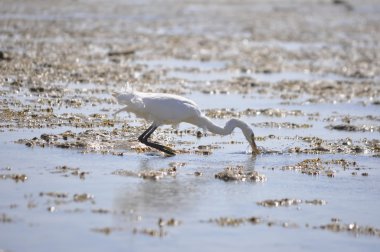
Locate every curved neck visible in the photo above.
<box><xmin>196</xmin><ymin>116</ymin><xmax>252</xmax><ymax>136</ymax></box>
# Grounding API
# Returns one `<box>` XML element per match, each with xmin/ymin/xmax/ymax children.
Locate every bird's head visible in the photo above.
<box><xmin>112</xmin><ymin>92</ymin><xmax>134</xmax><ymax>106</ymax></box>
<box><xmin>244</xmin><ymin>129</ymin><xmax>260</xmax><ymax>155</ymax></box>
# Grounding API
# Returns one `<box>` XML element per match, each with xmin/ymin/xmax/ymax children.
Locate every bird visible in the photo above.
<box><xmin>112</xmin><ymin>91</ymin><xmax>260</xmax><ymax>156</ymax></box>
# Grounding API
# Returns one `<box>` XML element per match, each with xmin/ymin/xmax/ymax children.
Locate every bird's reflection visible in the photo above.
<box><xmin>245</xmin><ymin>155</ymin><xmax>257</xmax><ymax>171</ymax></box>
<box><xmin>114</xmin><ymin>157</ymin><xmax>199</xmax><ymax>216</ymax></box>
<box><xmin>114</xmin><ymin>154</ymin><xmax>257</xmax><ymax>218</ymax></box>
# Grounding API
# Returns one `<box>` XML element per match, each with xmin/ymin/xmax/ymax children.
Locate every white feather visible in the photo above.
<box><xmin>112</xmin><ymin>91</ymin><xmax>260</xmax><ymax>154</ymax></box>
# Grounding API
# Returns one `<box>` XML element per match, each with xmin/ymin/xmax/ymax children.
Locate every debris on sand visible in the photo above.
<box><xmin>91</xmin><ymin>227</ymin><xmax>122</xmax><ymax>235</ymax></box>
<box><xmin>257</xmin><ymin>198</ymin><xmax>301</xmax><ymax>207</ymax></box>
<box><xmin>304</xmin><ymin>199</ymin><xmax>327</xmax><ymax>205</ymax></box>
<box><xmin>206</xmin><ymin>217</ymin><xmax>246</xmax><ymax>227</ymax></box>
<box><xmin>38</xmin><ymin>191</ymin><xmax>95</xmax><ymax>206</ymax></box>
<box><xmin>169</xmin><ymin>162</ymin><xmax>186</xmax><ymax>169</ymax></box>
<box><xmin>205</xmin><ymin>216</ymin><xmax>380</xmax><ymax>238</ymax></box>
<box><xmin>252</xmin><ymin>122</ymin><xmax>312</xmax><ymax>129</ymax></box>
<box><xmin>140</xmin><ymin>169</ymin><xmax>175</xmax><ymax>181</ymax></box>
<box><xmin>107</xmin><ymin>49</ymin><xmax>135</xmax><ymax>57</ymax></box>
<box><xmin>0</xmin><ymin>51</ymin><xmax>11</xmax><ymax>61</ymax></box>
<box><xmin>204</xmin><ymin>108</ymin><xmax>304</xmax><ymax>119</ymax></box>
<box><xmin>15</xmin><ymin>127</ymin><xmax>180</xmax><ymax>155</ymax></box>
<box><xmin>111</xmin><ymin>170</ymin><xmax>139</xmax><ymax>178</ymax></box>
<box><xmin>205</xmin><ymin>216</ymin><xmax>298</xmax><ymax>229</ymax></box>
<box><xmin>365</xmin><ymin>139</ymin><xmax>380</xmax><ymax>154</ymax></box>
<box><xmin>281</xmin><ymin>158</ymin><xmax>359</xmax><ymax>176</ymax></box>
<box><xmin>47</xmin><ymin>206</ymin><xmax>56</xmax><ymax>212</ymax></box>
<box><xmin>194</xmin><ymin>171</ymin><xmax>203</xmax><ymax>176</ymax></box>
<box><xmin>327</xmin><ymin>124</ymin><xmax>380</xmax><ymax>132</ymax></box>
<box><xmin>257</xmin><ymin>198</ymin><xmax>326</xmax><ymax>207</ymax></box>
<box><xmin>158</xmin><ymin>218</ymin><xmax>181</xmax><ymax>227</ymax></box>
<box><xmin>39</xmin><ymin>192</ymin><xmax>69</xmax><ymax>198</ymax></box>
<box><xmin>193</xmin><ymin>144</ymin><xmax>220</xmax><ymax>155</ymax></box>
<box><xmin>52</xmin><ymin>165</ymin><xmax>89</xmax><ymax>179</ymax></box>
<box><xmin>73</xmin><ymin>193</ymin><xmax>95</xmax><ymax>203</ymax></box>
<box><xmin>0</xmin><ymin>174</ymin><xmax>28</xmax><ymax>182</ymax></box>
<box><xmin>282</xmin><ymin>158</ymin><xmax>324</xmax><ymax>175</ymax></box>
<box><xmin>205</xmin><ymin>215</ymin><xmax>380</xmax><ymax>239</ymax></box>
<box><xmin>16</xmin><ymin>130</ymin><xmax>115</xmax><ymax>151</ymax></box>
<box><xmin>215</xmin><ymin>166</ymin><xmax>266</xmax><ymax>182</ymax></box>
<box><xmin>112</xmin><ymin>167</ymin><xmax>177</xmax><ymax>181</ymax></box>
<box><xmin>315</xmin><ymin>219</ymin><xmax>380</xmax><ymax>238</ymax></box>
<box><xmin>132</xmin><ymin>217</ymin><xmax>181</xmax><ymax>237</ymax></box>
<box><xmin>287</xmin><ymin>137</ymin><xmax>379</xmax><ymax>155</ymax></box>
<box><xmin>0</xmin><ymin>213</ymin><xmax>13</xmax><ymax>223</ymax></box>
<box><xmin>133</xmin><ymin>228</ymin><xmax>167</xmax><ymax>237</ymax></box>
<box><xmin>91</xmin><ymin>208</ymin><xmax>111</xmax><ymax>214</ymax></box>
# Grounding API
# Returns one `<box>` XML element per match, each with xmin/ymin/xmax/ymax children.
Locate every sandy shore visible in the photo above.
<box><xmin>1</xmin><ymin>1</ymin><xmax>380</xmax><ymax>252</ymax></box>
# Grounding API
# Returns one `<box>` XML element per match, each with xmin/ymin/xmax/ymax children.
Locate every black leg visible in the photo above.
<box><xmin>138</xmin><ymin>124</ymin><xmax>155</xmax><ymax>142</ymax></box>
<box><xmin>143</xmin><ymin>141</ymin><xmax>176</xmax><ymax>156</ymax></box>
<box><xmin>138</xmin><ymin>124</ymin><xmax>176</xmax><ymax>156</ymax></box>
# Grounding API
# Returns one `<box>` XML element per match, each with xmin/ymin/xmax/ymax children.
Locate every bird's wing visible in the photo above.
<box><xmin>138</xmin><ymin>95</ymin><xmax>199</xmax><ymax>124</ymax></box>
<box><xmin>131</xmin><ymin>95</ymin><xmax>145</xmax><ymax>110</ymax></box>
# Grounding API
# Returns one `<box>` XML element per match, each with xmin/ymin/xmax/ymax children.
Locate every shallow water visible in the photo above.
<box><xmin>1</xmin><ymin>0</ymin><xmax>380</xmax><ymax>251</ymax></box>
<box><xmin>1</xmin><ymin>139</ymin><xmax>380</xmax><ymax>252</ymax></box>
<box><xmin>1</xmin><ymin>91</ymin><xmax>380</xmax><ymax>252</ymax></box>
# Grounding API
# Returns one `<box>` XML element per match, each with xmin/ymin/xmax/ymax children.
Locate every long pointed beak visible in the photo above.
<box><xmin>251</xmin><ymin>135</ymin><xmax>260</xmax><ymax>155</ymax></box>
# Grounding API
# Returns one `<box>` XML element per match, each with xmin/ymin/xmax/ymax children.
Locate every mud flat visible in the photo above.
<box><xmin>1</xmin><ymin>0</ymin><xmax>380</xmax><ymax>252</ymax></box>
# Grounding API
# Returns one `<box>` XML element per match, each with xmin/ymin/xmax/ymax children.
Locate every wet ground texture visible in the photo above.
<box><xmin>1</xmin><ymin>0</ymin><xmax>380</xmax><ymax>252</ymax></box>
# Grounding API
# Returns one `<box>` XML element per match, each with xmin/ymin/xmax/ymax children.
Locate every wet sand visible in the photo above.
<box><xmin>1</xmin><ymin>0</ymin><xmax>380</xmax><ymax>251</ymax></box>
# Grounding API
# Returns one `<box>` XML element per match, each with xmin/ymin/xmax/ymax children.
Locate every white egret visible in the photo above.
<box><xmin>112</xmin><ymin>91</ymin><xmax>260</xmax><ymax>156</ymax></box>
